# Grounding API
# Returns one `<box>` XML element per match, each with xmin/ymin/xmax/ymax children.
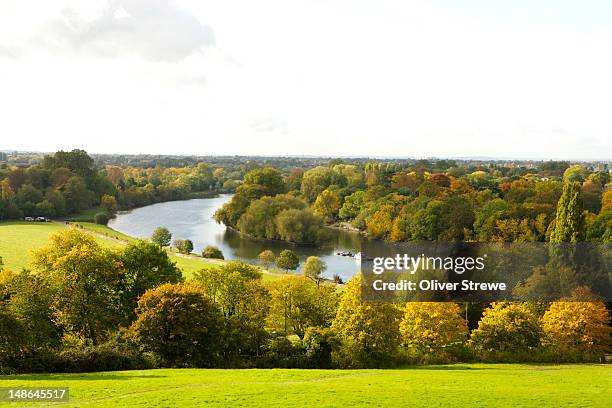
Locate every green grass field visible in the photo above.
<box><xmin>0</xmin><ymin>364</ymin><xmax>609</xmax><ymax>407</ymax></box>
<box><xmin>0</xmin><ymin>221</ymin><xmax>282</xmax><ymax>281</ymax></box>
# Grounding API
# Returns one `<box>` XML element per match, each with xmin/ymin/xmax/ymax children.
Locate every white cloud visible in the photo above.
<box><xmin>0</xmin><ymin>0</ymin><xmax>611</xmax><ymax>159</ymax></box>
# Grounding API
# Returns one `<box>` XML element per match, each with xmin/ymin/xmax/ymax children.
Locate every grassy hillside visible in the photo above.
<box><xmin>0</xmin><ymin>222</ymin><xmax>122</xmax><ymax>271</ymax></box>
<box><xmin>0</xmin><ymin>364</ymin><xmax>609</xmax><ymax>407</ymax></box>
<box><xmin>0</xmin><ymin>221</ymin><xmax>282</xmax><ymax>280</ymax></box>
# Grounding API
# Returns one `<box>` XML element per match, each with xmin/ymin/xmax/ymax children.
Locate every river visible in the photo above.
<box><xmin>108</xmin><ymin>194</ymin><xmax>363</xmax><ymax>280</ymax></box>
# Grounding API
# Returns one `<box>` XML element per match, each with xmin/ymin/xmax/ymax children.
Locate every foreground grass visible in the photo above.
<box><xmin>0</xmin><ymin>364</ymin><xmax>609</xmax><ymax>407</ymax></box>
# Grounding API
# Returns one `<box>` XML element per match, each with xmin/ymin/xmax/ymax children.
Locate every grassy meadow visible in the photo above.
<box><xmin>0</xmin><ymin>221</ymin><xmax>283</xmax><ymax>280</ymax></box>
<box><xmin>0</xmin><ymin>364</ymin><xmax>609</xmax><ymax>408</ymax></box>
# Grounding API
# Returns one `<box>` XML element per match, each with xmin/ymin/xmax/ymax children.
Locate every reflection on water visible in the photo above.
<box><xmin>108</xmin><ymin>194</ymin><xmax>363</xmax><ymax>280</ymax></box>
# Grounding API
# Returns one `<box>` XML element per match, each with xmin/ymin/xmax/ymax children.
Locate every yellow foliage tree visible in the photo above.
<box><xmin>541</xmin><ymin>287</ymin><xmax>611</xmax><ymax>353</ymax></box>
<box><xmin>331</xmin><ymin>274</ymin><xmax>401</xmax><ymax>366</ymax></box>
<box><xmin>366</xmin><ymin>204</ymin><xmax>394</xmax><ymax>239</ymax></box>
<box><xmin>470</xmin><ymin>302</ymin><xmax>541</xmax><ymax>352</ymax></box>
<box><xmin>312</xmin><ymin>188</ymin><xmax>341</xmax><ymax>222</ymax></box>
<box><xmin>400</xmin><ymin>302</ymin><xmax>468</xmax><ymax>353</ymax></box>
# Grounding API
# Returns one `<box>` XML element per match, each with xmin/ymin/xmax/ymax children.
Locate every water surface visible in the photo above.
<box><xmin>109</xmin><ymin>194</ymin><xmax>362</xmax><ymax>280</ymax></box>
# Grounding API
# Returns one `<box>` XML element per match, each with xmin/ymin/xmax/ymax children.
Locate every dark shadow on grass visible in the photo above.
<box><xmin>392</xmin><ymin>365</ymin><xmax>494</xmax><ymax>371</ymax></box>
<box><xmin>0</xmin><ymin>373</ymin><xmax>167</xmax><ymax>381</ymax></box>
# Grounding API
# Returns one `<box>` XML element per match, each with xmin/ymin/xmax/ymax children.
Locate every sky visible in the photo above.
<box><xmin>0</xmin><ymin>0</ymin><xmax>611</xmax><ymax>160</ymax></box>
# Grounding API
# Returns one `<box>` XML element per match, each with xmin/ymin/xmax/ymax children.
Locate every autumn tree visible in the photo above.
<box><xmin>331</xmin><ymin>274</ymin><xmax>402</xmax><ymax>367</ymax></box>
<box><xmin>400</xmin><ymin>302</ymin><xmax>468</xmax><ymax>354</ymax></box>
<box><xmin>32</xmin><ymin>229</ymin><xmax>124</xmax><ymax>344</ymax></box>
<box><xmin>129</xmin><ymin>283</ymin><xmax>223</xmax><ymax>367</ymax></box>
<box><xmin>313</xmin><ymin>188</ymin><xmax>341</xmax><ymax>222</ymax></box>
<box><xmin>470</xmin><ymin>302</ymin><xmax>542</xmax><ymax>352</ymax></box>
<box><xmin>303</xmin><ymin>256</ymin><xmax>327</xmax><ymax>287</ymax></box>
<box><xmin>541</xmin><ymin>287</ymin><xmax>611</xmax><ymax>353</ymax></box>
<box><xmin>258</xmin><ymin>250</ymin><xmax>275</xmax><ymax>269</ymax></box>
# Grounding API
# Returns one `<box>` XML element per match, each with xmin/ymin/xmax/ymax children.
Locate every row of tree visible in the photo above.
<box><xmin>214</xmin><ymin>162</ymin><xmax>611</xmax><ymax>245</ymax></box>
<box><xmin>1</xmin><ymin>227</ymin><xmax>609</xmax><ymax>372</ymax></box>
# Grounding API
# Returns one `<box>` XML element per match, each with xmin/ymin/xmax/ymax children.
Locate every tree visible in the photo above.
<box><xmin>31</xmin><ymin>229</ymin><xmax>124</xmax><ymax>344</ymax></box>
<box><xmin>550</xmin><ymin>182</ymin><xmax>586</xmax><ymax>243</ymax></box>
<box><xmin>5</xmin><ymin>270</ymin><xmax>60</xmax><ymax>350</ymax></box>
<box><xmin>202</xmin><ymin>245</ymin><xmax>224</xmax><ymax>259</ymax></box>
<box><xmin>469</xmin><ymin>302</ymin><xmax>541</xmax><ymax>352</ymax></box>
<box><xmin>193</xmin><ymin>262</ymin><xmax>268</xmax><ymax>358</ymax></box>
<box><xmin>275</xmin><ymin>208</ymin><xmax>329</xmax><ymax>244</ymax></box>
<box><xmin>541</xmin><ymin>287</ymin><xmax>611</xmax><ymax>353</ymax></box>
<box><xmin>128</xmin><ymin>283</ymin><xmax>223</xmax><ymax>367</ymax></box>
<box><xmin>101</xmin><ymin>194</ymin><xmax>117</xmax><ymax>213</ymax></box>
<box><xmin>151</xmin><ymin>227</ymin><xmax>172</xmax><ymax>247</ymax></box>
<box><xmin>563</xmin><ymin>165</ymin><xmax>587</xmax><ymax>183</ymax></box>
<box><xmin>331</xmin><ymin>274</ymin><xmax>402</xmax><ymax>367</ymax></box>
<box><xmin>275</xmin><ymin>249</ymin><xmax>299</xmax><ymax>272</ymax></box>
<box><xmin>120</xmin><ymin>240</ymin><xmax>182</xmax><ymax>321</ymax></box>
<box><xmin>601</xmin><ymin>190</ymin><xmax>612</xmax><ymax>213</ymax></box>
<box><xmin>236</xmin><ymin>194</ymin><xmax>306</xmax><ymax>240</ymax></box>
<box><xmin>313</xmin><ymin>188</ymin><xmax>341</xmax><ymax>222</ymax></box>
<box><xmin>94</xmin><ymin>212</ymin><xmax>109</xmax><ymax>225</ymax></box>
<box><xmin>258</xmin><ymin>250</ymin><xmax>275</xmax><ymax>269</ymax></box>
<box><xmin>303</xmin><ymin>256</ymin><xmax>327</xmax><ymax>287</ymax></box>
<box><xmin>339</xmin><ymin>191</ymin><xmax>366</xmax><ymax>220</ymax></box>
<box><xmin>173</xmin><ymin>239</ymin><xmax>194</xmax><ymax>254</ymax></box>
<box><xmin>301</xmin><ymin>166</ymin><xmax>335</xmax><ymax>202</ymax></box>
<box><xmin>400</xmin><ymin>302</ymin><xmax>468</xmax><ymax>353</ymax></box>
<box><xmin>266</xmin><ymin>275</ymin><xmax>338</xmax><ymax>339</ymax></box>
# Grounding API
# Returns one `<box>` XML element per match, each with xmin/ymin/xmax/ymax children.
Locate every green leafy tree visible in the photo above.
<box><xmin>194</xmin><ymin>262</ymin><xmax>268</xmax><ymax>357</ymax></box>
<box><xmin>275</xmin><ymin>249</ymin><xmax>299</xmax><ymax>272</ymax></box>
<box><xmin>173</xmin><ymin>239</ymin><xmax>194</xmax><ymax>254</ymax></box>
<box><xmin>202</xmin><ymin>245</ymin><xmax>224</xmax><ymax>259</ymax></box>
<box><xmin>151</xmin><ymin>227</ymin><xmax>172</xmax><ymax>247</ymax></box>
<box><xmin>120</xmin><ymin>240</ymin><xmax>183</xmax><ymax>321</ymax></box>
<box><xmin>550</xmin><ymin>182</ymin><xmax>586</xmax><ymax>243</ymax></box>
<box><xmin>266</xmin><ymin>275</ymin><xmax>338</xmax><ymax>339</ymax></box>
<box><xmin>275</xmin><ymin>208</ymin><xmax>328</xmax><ymax>244</ymax></box>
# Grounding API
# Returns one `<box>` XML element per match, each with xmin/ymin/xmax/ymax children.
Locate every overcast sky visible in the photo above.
<box><xmin>1</xmin><ymin>0</ymin><xmax>611</xmax><ymax>160</ymax></box>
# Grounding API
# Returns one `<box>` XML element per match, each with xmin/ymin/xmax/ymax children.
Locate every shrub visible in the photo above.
<box><xmin>94</xmin><ymin>212</ymin><xmax>109</xmax><ymax>225</ymax></box>
<box><xmin>202</xmin><ymin>245</ymin><xmax>224</xmax><ymax>259</ymax></box>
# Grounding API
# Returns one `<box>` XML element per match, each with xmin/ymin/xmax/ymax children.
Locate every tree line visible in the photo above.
<box><xmin>1</xmin><ymin>227</ymin><xmax>609</xmax><ymax>373</ymax></box>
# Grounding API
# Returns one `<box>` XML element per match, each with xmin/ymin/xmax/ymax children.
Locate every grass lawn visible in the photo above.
<box><xmin>65</xmin><ymin>207</ymin><xmax>106</xmax><ymax>222</ymax></box>
<box><xmin>0</xmin><ymin>222</ymin><xmax>122</xmax><ymax>271</ymax></box>
<box><xmin>0</xmin><ymin>364</ymin><xmax>609</xmax><ymax>407</ymax></box>
<box><xmin>0</xmin><ymin>221</ymin><xmax>281</xmax><ymax>280</ymax></box>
